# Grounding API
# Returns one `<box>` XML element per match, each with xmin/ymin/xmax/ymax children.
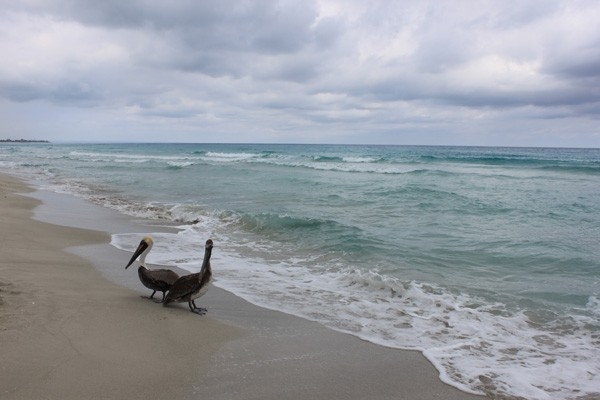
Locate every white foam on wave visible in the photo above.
<box><xmin>111</xmin><ymin>225</ymin><xmax>600</xmax><ymax>400</ymax></box>
<box><xmin>167</xmin><ymin>161</ymin><xmax>196</xmax><ymax>168</ymax></box>
<box><xmin>261</xmin><ymin>157</ymin><xmax>416</xmax><ymax>175</ymax></box>
<box><xmin>69</xmin><ymin>150</ymin><xmax>198</xmax><ymax>164</ymax></box>
<box><xmin>203</xmin><ymin>152</ymin><xmax>261</xmax><ymax>162</ymax></box>
<box><xmin>587</xmin><ymin>296</ymin><xmax>600</xmax><ymax>316</ymax></box>
<box><xmin>0</xmin><ymin>160</ymin><xmax>17</xmax><ymax>168</ymax></box>
<box><xmin>342</xmin><ymin>156</ymin><xmax>380</xmax><ymax>163</ymax></box>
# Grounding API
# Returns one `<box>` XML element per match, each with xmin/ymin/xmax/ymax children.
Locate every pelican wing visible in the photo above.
<box><xmin>146</xmin><ymin>269</ymin><xmax>179</xmax><ymax>287</ymax></box>
<box><xmin>165</xmin><ymin>273</ymin><xmax>199</xmax><ymax>302</ymax></box>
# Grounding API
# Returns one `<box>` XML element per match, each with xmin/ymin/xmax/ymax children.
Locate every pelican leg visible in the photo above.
<box><xmin>188</xmin><ymin>301</ymin><xmax>206</xmax><ymax>315</ymax></box>
<box><xmin>193</xmin><ymin>300</ymin><xmax>207</xmax><ymax>313</ymax></box>
<box><xmin>153</xmin><ymin>291</ymin><xmax>167</xmax><ymax>304</ymax></box>
<box><xmin>141</xmin><ymin>290</ymin><xmax>157</xmax><ymax>300</ymax></box>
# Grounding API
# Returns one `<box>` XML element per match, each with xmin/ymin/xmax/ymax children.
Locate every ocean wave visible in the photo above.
<box><xmin>116</xmin><ymin>225</ymin><xmax>600</xmax><ymax>400</ymax></box>
<box><xmin>18</xmin><ymin>162</ymin><xmax>51</xmax><ymax>168</ymax></box>
<box><xmin>342</xmin><ymin>156</ymin><xmax>382</xmax><ymax>163</ymax></box>
<box><xmin>67</xmin><ymin>147</ymin><xmax>597</xmax><ymax>178</ymax></box>
<box><xmin>540</xmin><ymin>164</ymin><xmax>600</xmax><ymax>174</ymax></box>
<box><xmin>203</xmin><ymin>151</ymin><xmax>262</xmax><ymax>162</ymax></box>
<box><xmin>307</xmin><ymin>154</ymin><xmax>384</xmax><ymax>164</ymax></box>
<box><xmin>68</xmin><ymin>150</ymin><xmax>198</xmax><ymax>164</ymax></box>
<box><xmin>238</xmin><ymin>212</ymin><xmax>330</xmax><ymax>232</ymax></box>
<box><xmin>166</xmin><ymin>161</ymin><xmax>196</xmax><ymax>169</ymax></box>
<box><xmin>259</xmin><ymin>158</ymin><xmax>418</xmax><ymax>174</ymax></box>
<box><xmin>424</xmin><ymin>154</ymin><xmax>541</xmax><ymax>164</ymax></box>
<box><xmin>421</xmin><ymin>151</ymin><xmax>600</xmax><ymax>173</ymax></box>
<box><xmin>0</xmin><ymin>160</ymin><xmax>17</xmax><ymax>168</ymax></box>
<box><xmin>185</xmin><ymin>150</ymin><xmax>399</xmax><ymax>173</ymax></box>
<box><xmin>586</xmin><ymin>296</ymin><xmax>600</xmax><ymax>317</ymax></box>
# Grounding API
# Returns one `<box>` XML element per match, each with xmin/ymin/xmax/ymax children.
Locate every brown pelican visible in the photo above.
<box><xmin>163</xmin><ymin>239</ymin><xmax>213</xmax><ymax>314</ymax></box>
<box><xmin>125</xmin><ymin>236</ymin><xmax>180</xmax><ymax>302</ymax></box>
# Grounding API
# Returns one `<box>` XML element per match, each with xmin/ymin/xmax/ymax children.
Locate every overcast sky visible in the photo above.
<box><xmin>1</xmin><ymin>1</ymin><xmax>599</xmax><ymax>147</ymax></box>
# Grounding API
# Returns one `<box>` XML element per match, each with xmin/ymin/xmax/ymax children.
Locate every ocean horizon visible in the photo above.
<box><xmin>1</xmin><ymin>142</ymin><xmax>599</xmax><ymax>399</ymax></box>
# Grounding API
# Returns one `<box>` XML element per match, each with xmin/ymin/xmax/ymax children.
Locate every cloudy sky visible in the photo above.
<box><xmin>1</xmin><ymin>1</ymin><xmax>599</xmax><ymax>147</ymax></box>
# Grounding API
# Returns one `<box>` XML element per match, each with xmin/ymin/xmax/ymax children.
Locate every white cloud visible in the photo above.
<box><xmin>0</xmin><ymin>0</ymin><xmax>599</xmax><ymax>147</ymax></box>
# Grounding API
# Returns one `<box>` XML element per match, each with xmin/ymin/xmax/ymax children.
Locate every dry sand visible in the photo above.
<box><xmin>0</xmin><ymin>172</ymin><xmax>486</xmax><ymax>400</ymax></box>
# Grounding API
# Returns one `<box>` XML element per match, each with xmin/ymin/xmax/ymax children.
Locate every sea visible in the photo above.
<box><xmin>1</xmin><ymin>142</ymin><xmax>599</xmax><ymax>400</ymax></box>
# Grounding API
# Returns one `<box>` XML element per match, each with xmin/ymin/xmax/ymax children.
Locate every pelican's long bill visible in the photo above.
<box><xmin>125</xmin><ymin>239</ymin><xmax>149</xmax><ymax>269</ymax></box>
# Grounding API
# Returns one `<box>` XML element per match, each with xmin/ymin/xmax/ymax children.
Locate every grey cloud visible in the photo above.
<box><xmin>1</xmin><ymin>0</ymin><xmax>599</xmax><ymax>146</ymax></box>
<box><xmin>7</xmin><ymin>0</ymin><xmax>222</xmax><ymax>29</ymax></box>
<box><xmin>437</xmin><ymin>86</ymin><xmax>600</xmax><ymax>109</ymax></box>
<box><xmin>1</xmin><ymin>83</ymin><xmax>44</xmax><ymax>103</ymax></box>
<box><xmin>247</xmin><ymin>2</ymin><xmax>318</xmax><ymax>54</ymax></box>
<box><xmin>484</xmin><ymin>0</ymin><xmax>560</xmax><ymax>30</ymax></box>
<box><xmin>545</xmin><ymin>46</ymin><xmax>600</xmax><ymax>81</ymax></box>
<box><xmin>0</xmin><ymin>80</ymin><xmax>100</xmax><ymax>105</ymax></box>
<box><xmin>14</xmin><ymin>0</ymin><xmax>323</xmax><ymax>54</ymax></box>
<box><xmin>114</xmin><ymin>2</ymin><xmax>339</xmax><ymax>83</ymax></box>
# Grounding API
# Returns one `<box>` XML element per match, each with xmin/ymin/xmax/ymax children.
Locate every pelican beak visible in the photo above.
<box><xmin>125</xmin><ymin>239</ymin><xmax>149</xmax><ymax>269</ymax></box>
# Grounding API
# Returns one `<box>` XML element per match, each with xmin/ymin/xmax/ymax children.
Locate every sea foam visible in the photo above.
<box><xmin>112</xmin><ymin>222</ymin><xmax>600</xmax><ymax>400</ymax></box>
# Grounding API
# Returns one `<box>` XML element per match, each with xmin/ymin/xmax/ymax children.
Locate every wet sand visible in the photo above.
<box><xmin>0</xmin><ymin>172</ymin><xmax>485</xmax><ymax>400</ymax></box>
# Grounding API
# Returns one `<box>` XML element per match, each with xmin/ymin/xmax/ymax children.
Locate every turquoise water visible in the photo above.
<box><xmin>2</xmin><ymin>143</ymin><xmax>599</xmax><ymax>399</ymax></box>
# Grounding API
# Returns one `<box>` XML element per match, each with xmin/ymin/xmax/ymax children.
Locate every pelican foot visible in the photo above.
<box><xmin>188</xmin><ymin>302</ymin><xmax>207</xmax><ymax>314</ymax></box>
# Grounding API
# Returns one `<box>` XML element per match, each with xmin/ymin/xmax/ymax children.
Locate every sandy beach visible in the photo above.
<box><xmin>0</xmin><ymin>171</ymin><xmax>486</xmax><ymax>400</ymax></box>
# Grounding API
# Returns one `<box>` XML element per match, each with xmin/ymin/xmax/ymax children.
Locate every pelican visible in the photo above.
<box><xmin>125</xmin><ymin>236</ymin><xmax>180</xmax><ymax>302</ymax></box>
<box><xmin>163</xmin><ymin>239</ymin><xmax>213</xmax><ymax>314</ymax></box>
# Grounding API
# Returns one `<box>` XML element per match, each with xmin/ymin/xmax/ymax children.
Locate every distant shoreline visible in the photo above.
<box><xmin>0</xmin><ymin>139</ymin><xmax>49</xmax><ymax>143</ymax></box>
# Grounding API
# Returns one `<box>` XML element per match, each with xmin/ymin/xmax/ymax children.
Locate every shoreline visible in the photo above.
<box><xmin>0</xmin><ymin>171</ymin><xmax>486</xmax><ymax>399</ymax></box>
<box><xmin>0</xmin><ymin>172</ymin><xmax>241</xmax><ymax>400</ymax></box>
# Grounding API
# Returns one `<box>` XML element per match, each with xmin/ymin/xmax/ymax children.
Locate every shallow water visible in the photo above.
<box><xmin>2</xmin><ymin>143</ymin><xmax>599</xmax><ymax>399</ymax></box>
